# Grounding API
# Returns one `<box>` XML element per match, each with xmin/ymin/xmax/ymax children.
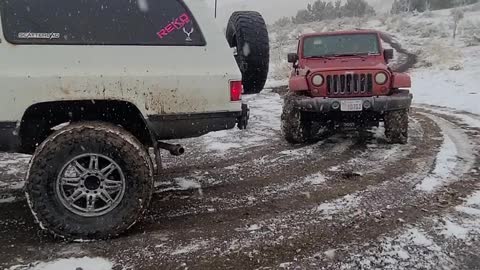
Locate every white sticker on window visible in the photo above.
<box><xmin>18</xmin><ymin>32</ymin><xmax>60</xmax><ymax>39</ymax></box>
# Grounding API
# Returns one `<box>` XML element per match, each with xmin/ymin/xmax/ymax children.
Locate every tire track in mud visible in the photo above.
<box><xmin>282</xmin><ymin>108</ymin><xmax>480</xmax><ymax>269</ymax></box>
<box><xmin>140</xmin><ymin>109</ymin><xmax>479</xmax><ymax>270</ymax></box>
<box><xmin>145</xmin><ymin>113</ymin><xmax>425</xmax><ymax>219</ymax></box>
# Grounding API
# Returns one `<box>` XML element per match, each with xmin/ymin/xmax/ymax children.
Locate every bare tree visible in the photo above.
<box><xmin>451</xmin><ymin>8</ymin><xmax>464</xmax><ymax>39</ymax></box>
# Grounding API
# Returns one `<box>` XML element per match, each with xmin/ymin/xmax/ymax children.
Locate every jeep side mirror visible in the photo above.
<box><xmin>384</xmin><ymin>49</ymin><xmax>394</xmax><ymax>61</ymax></box>
<box><xmin>288</xmin><ymin>53</ymin><xmax>298</xmax><ymax>64</ymax></box>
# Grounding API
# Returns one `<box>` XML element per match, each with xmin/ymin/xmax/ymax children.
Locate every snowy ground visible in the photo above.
<box><xmin>2</xmin><ymin>4</ymin><xmax>480</xmax><ymax>270</ymax></box>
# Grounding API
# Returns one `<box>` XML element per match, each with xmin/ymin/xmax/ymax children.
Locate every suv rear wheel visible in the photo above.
<box><xmin>25</xmin><ymin>122</ymin><xmax>153</xmax><ymax>240</ymax></box>
<box><xmin>226</xmin><ymin>11</ymin><xmax>270</xmax><ymax>95</ymax></box>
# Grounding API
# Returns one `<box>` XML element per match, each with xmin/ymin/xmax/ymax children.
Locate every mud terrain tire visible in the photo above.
<box><xmin>282</xmin><ymin>93</ymin><xmax>315</xmax><ymax>144</ymax></box>
<box><xmin>385</xmin><ymin>109</ymin><xmax>409</xmax><ymax>144</ymax></box>
<box><xmin>226</xmin><ymin>11</ymin><xmax>270</xmax><ymax>94</ymax></box>
<box><xmin>25</xmin><ymin>122</ymin><xmax>153</xmax><ymax>240</ymax></box>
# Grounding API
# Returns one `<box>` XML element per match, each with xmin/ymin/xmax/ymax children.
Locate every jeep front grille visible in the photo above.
<box><xmin>326</xmin><ymin>73</ymin><xmax>373</xmax><ymax>96</ymax></box>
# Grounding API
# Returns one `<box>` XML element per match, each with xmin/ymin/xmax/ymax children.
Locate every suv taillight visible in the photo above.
<box><xmin>230</xmin><ymin>81</ymin><xmax>243</xmax><ymax>101</ymax></box>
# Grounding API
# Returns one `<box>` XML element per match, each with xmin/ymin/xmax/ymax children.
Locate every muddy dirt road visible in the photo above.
<box><xmin>1</xmin><ymin>90</ymin><xmax>480</xmax><ymax>269</ymax></box>
<box><xmin>1</xmin><ymin>35</ymin><xmax>480</xmax><ymax>269</ymax></box>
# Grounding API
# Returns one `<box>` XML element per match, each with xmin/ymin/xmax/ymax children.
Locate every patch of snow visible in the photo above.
<box><xmin>8</xmin><ymin>257</ymin><xmax>113</xmax><ymax>270</ymax></box>
<box><xmin>303</xmin><ymin>172</ymin><xmax>327</xmax><ymax>185</ymax></box>
<box><xmin>279</xmin><ymin>147</ymin><xmax>314</xmax><ymax>157</ymax></box>
<box><xmin>199</xmin><ymin>90</ymin><xmax>283</xmax><ymax>155</ymax></box>
<box><xmin>413</xmin><ymin>46</ymin><xmax>480</xmax><ymax>115</ymax></box>
<box><xmin>324</xmin><ymin>249</ymin><xmax>336</xmax><ymax>260</ymax></box>
<box><xmin>316</xmin><ymin>194</ymin><xmax>360</xmax><ymax>216</ymax></box>
<box><xmin>247</xmin><ymin>224</ymin><xmax>261</xmax><ymax>231</ymax></box>
<box><xmin>406</xmin><ymin>228</ymin><xmax>437</xmax><ymax>248</ymax></box>
<box><xmin>176</xmin><ymin>178</ymin><xmax>201</xmax><ymax>190</ymax></box>
<box><xmin>170</xmin><ymin>241</ymin><xmax>208</xmax><ymax>256</ymax></box>
<box><xmin>51</xmin><ymin>122</ymin><xmax>70</xmax><ymax>131</ymax></box>
<box><xmin>156</xmin><ymin>176</ymin><xmax>204</xmax><ymax>196</ymax></box>
<box><xmin>333</xmin><ymin>227</ymin><xmax>451</xmax><ymax>270</ymax></box>
<box><xmin>279</xmin><ymin>262</ymin><xmax>293</xmax><ymax>268</ymax></box>
<box><xmin>224</xmin><ymin>164</ymin><xmax>240</xmax><ymax>171</ymax></box>
<box><xmin>264</xmin><ymin>79</ymin><xmax>289</xmax><ymax>89</ymax></box>
<box><xmin>455</xmin><ymin>206</ymin><xmax>480</xmax><ymax>216</ymax></box>
<box><xmin>416</xmin><ymin>115</ymin><xmax>474</xmax><ymax>192</ymax></box>
<box><xmin>235</xmin><ymin>224</ymin><xmax>262</xmax><ymax>233</ymax></box>
<box><xmin>0</xmin><ymin>196</ymin><xmax>16</xmax><ymax>203</ymax></box>
<box><xmin>0</xmin><ymin>181</ymin><xmax>25</xmax><ymax>190</ymax></box>
<box><xmin>464</xmin><ymin>191</ymin><xmax>480</xmax><ymax>207</ymax></box>
<box><xmin>440</xmin><ymin>219</ymin><xmax>469</xmax><ymax>240</ymax></box>
<box><xmin>416</xmin><ymin>128</ymin><xmax>458</xmax><ymax>192</ymax></box>
<box><xmin>417</xmin><ymin>107</ymin><xmax>480</xmax><ymax>129</ymax></box>
<box><xmin>205</xmin><ymin>141</ymin><xmax>242</xmax><ymax>153</ymax></box>
<box><xmin>328</xmin><ymin>166</ymin><xmax>341</xmax><ymax>172</ymax></box>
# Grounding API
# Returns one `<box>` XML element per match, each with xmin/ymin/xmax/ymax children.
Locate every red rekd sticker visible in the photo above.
<box><xmin>157</xmin><ymin>13</ymin><xmax>191</xmax><ymax>39</ymax></box>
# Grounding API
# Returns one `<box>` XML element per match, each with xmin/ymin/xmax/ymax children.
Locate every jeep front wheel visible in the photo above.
<box><xmin>384</xmin><ymin>109</ymin><xmax>409</xmax><ymax>144</ymax></box>
<box><xmin>25</xmin><ymin>122</ymin><xmax>153</xmax><ymax>240</ymax></box>
<box><xmin>282</xmin><ymin>93</ymin><xmax>315</xmax><ymax>144</ymax></box>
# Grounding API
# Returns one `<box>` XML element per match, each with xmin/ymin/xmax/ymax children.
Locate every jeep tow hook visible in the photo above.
<box><xmin>157</xmin><ymin>142</ymin><xmax>185</xmax><ymax>156</ymax></box>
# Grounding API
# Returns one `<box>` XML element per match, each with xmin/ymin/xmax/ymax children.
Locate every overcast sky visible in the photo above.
<box><xmin>205</xmin><ymin>0</ymin><xmax>394</xmax><ymax>24</ymax></box>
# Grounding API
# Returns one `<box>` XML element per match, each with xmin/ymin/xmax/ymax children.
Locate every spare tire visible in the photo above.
<box><xmin>226</xmin><ymin>11</ymin><xmax>270</xmax><ymax>95</ymax></box>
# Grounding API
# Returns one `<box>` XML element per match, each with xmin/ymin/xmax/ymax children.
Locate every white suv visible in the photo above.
<box><xmin>0</xmin><ymin>0</ymin><xmax>269</xmax><ymax>239</ymax></box>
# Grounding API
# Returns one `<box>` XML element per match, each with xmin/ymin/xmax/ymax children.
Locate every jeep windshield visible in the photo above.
<box><xmin>303</xmin><ymin>33</ymin><xmax>380</xmax><ymax>58</ymax></box>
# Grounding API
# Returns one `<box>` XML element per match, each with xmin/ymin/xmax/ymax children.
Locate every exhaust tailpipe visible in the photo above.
<box><xmin>157</xmin><ymin>142</ymin><xmax>185</xmax><ymax>156</ymax></box>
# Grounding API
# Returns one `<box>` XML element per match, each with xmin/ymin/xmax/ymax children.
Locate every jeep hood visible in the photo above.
<box><xmin>303</xmin><ymin>57</ymin><xmax>388</xmax><ymax>72</ymax></box>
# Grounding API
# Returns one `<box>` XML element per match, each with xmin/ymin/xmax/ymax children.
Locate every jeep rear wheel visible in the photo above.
<box><xmin>226</xmin><ymin>11</ymin><xmax>270</xmax><ymax>95</ymax></box>
<box><xmin>25</xmin><ymin>122</ymin><xmax>153</xmax><ymax>240</ymax></box>
<box><xmin>282</xmin><ymin>93</ymin><xmax>315</xmax><ymax>144</ymax></box>
<box><xmin>384</xmin><ymin>109</ymin><xmax>409</xmax><ymax>144</ymax></box>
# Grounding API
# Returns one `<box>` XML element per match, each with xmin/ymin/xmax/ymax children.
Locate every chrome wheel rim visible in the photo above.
<box><xmin>56</xmin><ymin>153</ymin><xmax>126</xmax><ymax>217</ymax></box>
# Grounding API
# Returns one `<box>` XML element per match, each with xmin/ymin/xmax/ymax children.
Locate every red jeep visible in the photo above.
<box><xmin>283</xmin><ymin>30</ymin><xmax>412</xmax><ymax>144</ymax></box>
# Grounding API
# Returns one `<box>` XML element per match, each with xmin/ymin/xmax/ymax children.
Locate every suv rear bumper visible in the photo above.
<box><xmin>0</xmin><ymin>122</ymin><xmax>20</xmax><ymax>152</ymax></box>
<box><xmin>293</xmin><ymin>91</ymin><xmax>413</xmax><ymax>113</ymax></box>
<box><xmin>147</xmin><ymin>104</ymin><xmax>249</xmax><ymax>140</ymax></box>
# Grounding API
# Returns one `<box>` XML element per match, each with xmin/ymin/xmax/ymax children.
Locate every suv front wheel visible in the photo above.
<box><xmin>25</xmin><ymin>122</ymin><xmax>153</xmax><ymax>240</ymax></box>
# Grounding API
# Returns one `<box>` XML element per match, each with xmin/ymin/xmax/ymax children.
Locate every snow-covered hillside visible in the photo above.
<box><xmin>267</xmin><ymin>3</ymin><xmax>480</xmax><ymax>114</ymax></box>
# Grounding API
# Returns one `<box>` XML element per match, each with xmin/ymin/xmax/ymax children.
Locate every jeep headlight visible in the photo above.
<box><xmin>375</xmin><ymin>72</ymin><xmax>388</xmax><ymax>85</ymax></box>
<box><xmin>312</xmin><ymin>74</ymin><xmax>324</xmax><ymax>86</ymax></box>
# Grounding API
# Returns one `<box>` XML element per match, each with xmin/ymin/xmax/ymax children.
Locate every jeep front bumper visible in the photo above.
<box><xmin>293</xmin><ymin>92</ymin><xmax>413</xmax><ymax>113</ymax></box>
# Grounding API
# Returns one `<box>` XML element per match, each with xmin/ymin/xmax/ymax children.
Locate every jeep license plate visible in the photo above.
<box><xmin>340</xmin><ymin>100</ymin><xmax>363</xmax><ymax>112</ymax></box>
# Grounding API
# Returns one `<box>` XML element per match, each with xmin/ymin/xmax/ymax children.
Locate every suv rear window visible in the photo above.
<box><xmin>0</xmin><ymin>0</ymin><xmax>206</xmax><ymax>46</ymax></box>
